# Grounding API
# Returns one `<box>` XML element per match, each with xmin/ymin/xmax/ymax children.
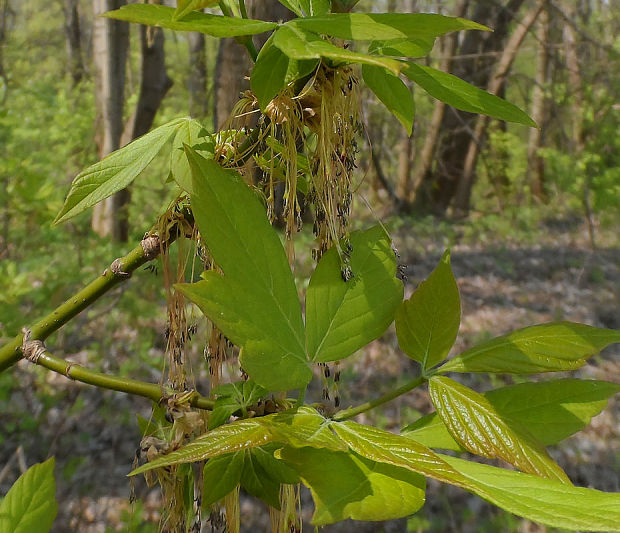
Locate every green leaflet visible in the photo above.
<box><xmin>369</xmin><ymin>37</ymin><xmax>436</xmax><ymax>58</ymax></box>
<box><xmin>176</xmin><ymin>149</ymin><xmax>309</xmax><ymax>391</ymax></box>
<box><xmin>404</xmin><ymin>379</ymin><xmax>620</xmax><ymax>449</ymax></box>
<box><xmin>439</xmin><ymin>454</ymin><xmax>620</xmax><ymax>532</ymax></box>
<box><xmin>130</xmin><ymin>408</ymin><xmax>344</xmax><ymax>476</ymax></box>
<box><xmin>251</xmin><ymin>38</ymin><xmax>319</xmax><ymax>110</ymax></box>
<box><xmin>202</xmin><ymin>452</ymin><xmax>244</xmax><ymax>509</ymax></box>
<box><xmin>440</xmin><ymin>321</ymin><xmax>620</xmax><ymax>374</ymax></box>
<box><xmin>0</xmin><ymin>458</ymin><xmax>57</xmax><ymax>533</ymax></box>
<box><xmin>428</xmin><ymin>376</ymin><xmax>569</xmax><ymax>483</ymax></box>
<box><xmin>290</xmin><ymin>13</ymin><xmax>489</xmax><ymax>41</ymax></box>
<box><xmin>305</xmin><ymin>226</ymin><xmax>403</xmax><ymax>363</ymax></box>
<box><xmin>403</xmin><ymin>62</ymin><xmax>536</xmax><ymax>127</ymax></box>
<box><xmin>208</xmin><ymin>380</ymin><xmax>267</xmax><ymax>430</ymax></box>
<box><xmin>103</xmin><ymin>4</ymin><xmax>277</xmax><ymax>37</ymax></box>
<box><xmin>241</xmin><ymin>449</ymin><xmax>282</xmax><ymax>508</ymax></box>
<box><xmin>54</xmin><ymin>118</ymin><xmax>186</xmax><ymax>224</ymax></box>
<box><xmin>169</xmin><ymin>119</ymin><xmax>214</xmax><ymax>193</ymax></box>
<box><xmin>173</xmin><ymin>0</ymin><xmax>219</xmax><ymax>22</ymax></box>
<box><xmin>395</xmin><ymin>250</ymin><xmax>460</xmax><ymax>370</ymax></box>
<box><xmin>272</xmin><ymin>25</ymin><xmax>402</xmax><ymax>74</ymax></box>
<box><xmin>277</xmin><ymin>447</ymin><xmax>425</xmax><ymax>525</ymax></box>
<box><xmin>362</xmin><ymin>65</ymin><xmax>414</xmax><ymax>134</ymax></box>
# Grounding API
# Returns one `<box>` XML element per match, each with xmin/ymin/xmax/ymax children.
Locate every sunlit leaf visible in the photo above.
<box><xmin>440</xmin><ymin>322</ymin><xmax>620</xmax><ymax>374</ymax></box>
<box><xmin>369</xmin><ymin>37</ymin><xmax>436</xmax><ymax>58</ymax></box>
<box><xmin>0</xmin><ymin>458</ymin><xmax>57</xmax><ymax>533</ymax></box>
<box><xmin>305</xmin><ymin>226</ymin><xmax>403</xmax><ymax>363</ymax></box>
<box><xmin>277</xmin><ymin>447</ymin><xmax>425</xmax><ymax>525</ymax></box>
<box><xmin>291</xmin><ymin>13</ymin><xmax>489</xmax><ymax>41</ymax></box>
<box><xmin>169</xmin><ymin>119</ymin><xmax>214</xmax><ymax>193</ymax></box>
<box><xmin>173</xmin><ymin>0</ymin><xmax>219</xmax><ymax>21</ymax></box>
<box><xmin>104</xmin><ymin>4</ymin><xmax>277</xmax><ymax>37</ymax></box>
<box><xmin>208</xmin><ymin>380</ymin><xmax>267</xmax><ymax>429</ymax></box>
<box><xmin>404</xmin><ymin>379</ymin><xmax>620</xmax><ymax>449</ymax></box>
<box><xmin>176</xmin><ymin>149</ymin><xmax>310</xmax><ymax>391</ymax></box>
<box><xmin>395</xmin><ymin>250</ymin><xmax>460</xmax><ymax>370</ymax></box>
<box><xmin>403</xmin><ymin>62</ymin><xmax>536</xmax><ymax>127</ymax></box>
<box><xmin>362</xmin><ymin>65</ymin><xmax>414</xmax><ymax>134</ymax></box>
<box><xmin>428</xmin><ymin>376</ymin><xmax>569</xmax><ymax>483</ymax></box>
<box><xmin>54</xmin><ymin>118</ymin><xmax>186</xmax><ymax>224</ymax></box>
<box><xmin>440</xmin><ymin>454</ymin><xmax>620</xmax><ymax>532</ymax></box>
<box><xmin>272</xmin><ymin>25</ymin><xmax>402</xmax><ymax>74</ymax></box>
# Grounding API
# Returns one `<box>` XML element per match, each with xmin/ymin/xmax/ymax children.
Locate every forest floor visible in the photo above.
<box><xmin>1</xmin><ymin>215</ymin><xmax>618</xmax><ymax>533</ymax></box>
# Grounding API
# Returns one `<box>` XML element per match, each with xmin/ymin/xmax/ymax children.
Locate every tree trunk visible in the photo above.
<box><xmin>453</xmin><ymin>0</ymin><xmax>544</xmax><ymax>216</ymax></box>
<box><xmin>411</xmin><ymin>0</ymin><xmax>526</xmax><ymax>215</ymax></box>
<box><xmin>0</xmin><ymin>0</ymin><xmax>11</xmax><ymax>101</ymax></box>
<box><xmin>527</xmin><ymin>0</ymin><xmax>549</xmax><ymax>201</ymax></box>
<box><xmin>91</xmin><ymin>0</ymin><xmax>129</xmax><ymax>240</ymax></box>
<box><xmin>188</xmin><ymin>31</ymin><xmax>207</xmax><ymax>118</ymax></box>
<box><xmin>63</xmin><ymin>0</ymin><xmax>84</xmax><ymax>86</ymax></box>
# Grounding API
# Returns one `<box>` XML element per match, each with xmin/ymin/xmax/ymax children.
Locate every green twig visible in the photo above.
<box><xmin>332</xmin><ymin>375</ymin><xmax>426</xmax><ymax>421</ymax></box>
<box><xmin>25</xmin><ymin>347</ymin><xmax>213</xmax><ymax>410</ymax></box>
<box><xmin>0</xmin><ymin>233</ymin><xmax>168</xmax><ymax>373</ymax></box>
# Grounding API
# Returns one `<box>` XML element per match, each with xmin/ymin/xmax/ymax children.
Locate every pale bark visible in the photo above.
<box><xmin>452</xmin><ymin>0</ymin><xmax>544</xmax><ymax>215</ymax></box>
<box><xmin>527</xmin><ymin>1</ymin><xmax>549</xmax><ymax>201</ymax></box>
<box><xmin>63</xmin><ymin>0</ymin><xmax>84</xmax><ymax>86</ymax></box>
<box><xmin>91</xmin><ymin>0</ymin><xmax>129</xmax><ymax>239</ymax></box>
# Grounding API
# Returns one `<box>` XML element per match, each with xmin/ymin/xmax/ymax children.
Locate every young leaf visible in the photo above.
<box><xmin>403</xmin><ymin>63</ymin><xmax>536</xmax><ymax>127</ymax></box>
<box><xmin>201</xmin><ymin>451</ymin><xmax>244</xmax><ymax>508</ymax></box>
<box><xmin>241</xmin><ymin>450</ymin><xmax>282</xmax><ymax>508</ymax></box>
<box><xmin>405</xmin><ymin>379</ymin><xmax>620</xmax><ymax>450</ymax></box>
<box><xmin>440</xmin><ymin>322</ymin><xmax>620</xmax><ymax>374</ymax></box>
<box><xmin>266</xmin><ymin>407</ymin><xmax>346</xmax><ymax>451</ymax></box>
<box><xmin>277</xmin><ymin>447</ymin><xmax>425</xmax><ymax>525</ymax></box>
<box><xmin>439</xmin><ymin>454</ymin><xmax>620</xmax><ymax>532</ymax></box>
<box><xmin>272</xmin><ymin>25</ymin><xmax>403</xmax><ymax>74</ymax></box>
<box><xmin>290</xmin><ymin>13</ymin><xmax>489</xmax><ymax>41</ymax></box>
<box><xmin>173</xmin><ymin>0</ymin><xmax>219</xmax><ymax>22</ymax></box>
<box><xmin>305</xmin><ymin>226</ymin><xmax>403</xmax><ymax>363</ymax></box>
<box><xmin>251</xmin><ymin>445</ymin><xmax>300</xmax><ymax>485</ymax></box>
<box><xmin>251</xmin><ymin>39</ymin><xmax>318</xmax><ymax>110</ymax></box>
<box><xmin>103</xmin><ymin>4</ymin><xmax>278</xmax><ymax>37</ymax></box>
<box><xmin>176</xmin><ymin>149</ymin><xmax>310</xmax><ymax>391</ymax></box>
<box><xmin>169</xmin><ymin>119</ymin><xmax>214</xmax><ymax>194</ymax></box>
<box><xmin>362</xmin><ymin>65</ymin><xmax>414</xmax><ymax>134</ymax></box>
<box><xmin>395</xmin><ymin>249</ymin><xmax>460</xmax><ymax>370</ymax></box>
<box><xmin>279</xmin><ymin>0</ymin><xmax>330</xmax><ymax>17</ymax></box>
<box><xmin>54</xmin><ymin>118</ymin><xmax>186</xmax><ymax>224</ymax></box>
<box><xmin>428</xmin><ymin>376</ymin><xmax>570</xmax><ymax>484</ymax></box>
<box><xmin>208</xmin><ymin>380</ymin><xmax>267</xmax><ymax>429</ymax></box>
<box><xmin>369</xmin><ymin>37</ymin><xmax>436</xmax><ymax>58</ymax></box>
<box><xmin>0</xmin><ymin>458</ymin><xmax>57</xmax><ymax>533</ymax></box>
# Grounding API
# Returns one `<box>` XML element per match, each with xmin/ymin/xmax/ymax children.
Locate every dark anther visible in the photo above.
<box><xmin>324</xmin><ymin>365</ymin><xmax>331</xmax><ymax>378</ymax></box>
<box><xmin>335</xmin><ymin>395</ymin><xmax>341</xmax><ymax>408</ymax></box>
<box><xmin>341</xmin><ymin>265</ymin><xmax>354</xmax><ymax>282</ymax></box>
<box><xmin>334</xmin><ymin>370</ymin><xmax>341</xmax><ymax>382</ymax></box>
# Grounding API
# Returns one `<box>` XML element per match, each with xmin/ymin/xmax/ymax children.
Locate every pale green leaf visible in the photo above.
<box><xmin>277</xmin><ymin>447</ymin><xmax>425</xmax><ymax>525</ymax></box>
<box><xmin>173</xmin><ymin>0</ymin><xmax>219</xmax><ymax>21</ymax></box>
<box><xmin>169</xmin><ymin>119</ymin><xmax>214</xmax><ymax>193</ymax></box>
<box><xmin>291</xmin><ymin>13</ymin><xmax>489</xmax><ymax>41</ymax></box>
<box><xmin>272</xmin><ymin>25</ymin><xmax>402</xmax><ymax>74</ymax></box>
<box><xmin>395</xmin><ymin>250</ymin><xmax>460</xmax><ymax>370</ymax></box>
<box><xmin>305</xmin><ymin>226</ymin><xmax>403</xmax><ymax>363</ymax></box>
<box><xmin>54</xmin><ymin>118</ymin><xmax>186</xmax><ymax>224</ymax></box>
<box><xmin>440</xmin><ymin>322</ymin><xmax>620</xmax><ymax>374</ymax></box>
<box><xmin>104</xmin><ymin>4</ymin><xmax>277</xmax><ymax>37</ymax></box>
<box><xmin>0</xmin><ymin>458</ymin><xmax>57</xmax><ymax>533</ymax></box>
<box><xmin>251</xmin><ymin>39</ymin><xmax>318</xmax><ymax>110</ymax></box>
<box><xmin>362</xmin><ymin>65</ymin><xmax>414</xmax><ymax>134</ymax></box>
<box><xmin>428</xmin><ymin>376</ymin><xmax>569</xmax><ymax>483</ymax></box>
<box><xmin>369</xmin><ymin>37</ymin><xmax>436</xmax><ymax>58</ymax></box>
<box><xmin>267</xmin><ymin>407</ymin><xmax>346</xmax><ymax>450</ymax></box>
<box><xmin>404</xmin><ymin>379</ymin><xmax>620</xmax><ymax>450</ymax></box>
<box><xmin>208</xmin><ymin>380</ymin><xmax>267</xmax><ymax>429</ymax></box>
<box><xmin>439</xmin><ymin>454</ymin><xmax>620</xmax><ymax>532</ymax></box>
<box><xmin>201</xmin><ymin>451</ymin><xmax>244</xmax><ymax>508</ymax></box>
<box><xmin>176</xmin><ymin>149</ymin><xmax>309</xmax><ymax>391</ymax></box>
<box><xmin>241</xmin><ymin>450</ymin><xmax>282</xmax><ymax>508</ymax></box>
<box><xmin>403</xmin><ymin>63</ymin><xmax>536</xmax><ymax>127</ymax></box>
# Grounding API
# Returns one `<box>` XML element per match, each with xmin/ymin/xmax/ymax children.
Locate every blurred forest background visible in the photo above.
<box><xmin>0</xmin><ymin>0</ymin><xmax>618</xmax><ymax>532</ymax></box>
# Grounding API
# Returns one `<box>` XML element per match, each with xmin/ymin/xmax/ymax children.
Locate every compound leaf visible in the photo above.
<box><xmin>403</xmin><ymin>62</ymin><xmax>536</xmax><ymax>127</ymax></box>
<box><xmin>305</xmin><ymin>226</ymin><xmax>403</xmax><ymax>363</ymax></box>
<box><xmin>440</xmin><ymin>322</ymin><xmax>620</xmax><ymax>374</ymax></box>
<box><xmin>395</xmin><ymin>249</ymin><xmax>460</xmax><ymax>370</ymax></box>
<box><xmin>173</xmin><ymin>0</ymin><xmax>219</xmax><ymax>21</ymax></box>
<box><xmin>201</xmin><ymin>451</ymin><xmax>244</xmax><ymax>508</ymax></box>
<box><xmin>277</xmin><ymin>446</ymin><xmax>425</xmax><ymax>525</ymax></box>
<box><xmin>54</xmin><ymin>118</ymin><xmax>186</xmax><ymax>224</ymax></box>
<box><xmin>169</xmin><ymin>119</ymin><xmax>214</xmax><ymax>193</ymax></box>
<box><xmin>0</xmin><ymin>458</ymin><xmax>57</xmax><ymax>533</ymax></box>
<box><xmin>428</xmin><ymin>376</ymin><xmax>569</xmax><ymax>483</ymax></box>
<box><xmin>104</xmin><ymin>4</ymin><xmax>277</xmax><ymax>37</ymax></box>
